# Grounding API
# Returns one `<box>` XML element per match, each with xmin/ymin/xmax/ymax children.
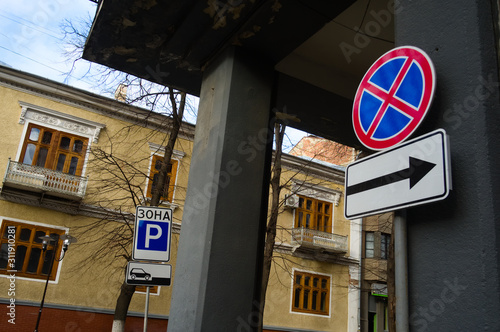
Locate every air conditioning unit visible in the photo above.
<box><xmin>284</xmin><ymin>194</ymin><xmax>299</xmax><ymax>208</ymax></box>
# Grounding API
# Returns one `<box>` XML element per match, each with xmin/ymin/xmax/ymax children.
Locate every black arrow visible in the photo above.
<box><xmin>346</xmin><ymin>157</ymin><xmax>436</xmax><ymax>196</ymax></box>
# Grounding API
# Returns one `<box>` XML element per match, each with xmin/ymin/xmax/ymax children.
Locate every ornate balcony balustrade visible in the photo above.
<box><xmin>291</xmin><ymin>227</ymin><xmax>348</xmax><ymax>254</ymax></box>
<box><xmin>2</xmin><ymin>159</ymin><xmax>87</xmax><ymax>199</ymax></box>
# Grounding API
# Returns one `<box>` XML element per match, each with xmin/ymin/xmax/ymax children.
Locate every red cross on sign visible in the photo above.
<box><xmin>352</xmin><ymin>46</ymin><xmax>436</xmax><ymax>150</ymax></box>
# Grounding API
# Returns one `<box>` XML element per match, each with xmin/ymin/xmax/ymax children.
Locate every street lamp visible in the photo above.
<box><xmin>34</xmin><ymin>233</ymin><xmax>77</xmax><ymax>332</ymax></box>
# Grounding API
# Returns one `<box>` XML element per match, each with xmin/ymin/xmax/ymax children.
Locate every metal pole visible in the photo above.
<box><xmin>144</xmin><ymin>286</ymin><xmax>150</xmax><ymax>332</ymax></box>
<box><xmin>34</xmin><ymin>244</ymin><xmax>56</xmax><ymax>332</ymax></box>
<box><xmin>394</xmin><ymin>209</ymin><xmax>409</xmax><ymax>331</ymax></box>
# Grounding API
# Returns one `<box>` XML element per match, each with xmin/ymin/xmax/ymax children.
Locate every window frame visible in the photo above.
<box><xmin>19</xmin><ymin>123</ymin><xmax>89</xmax><ymax>176</ymax></box>
<box><xmin>135</xmin><ymin>285</ymin><xmax>160</xmax><ymax>295</ymax></box>
<box><xmin>291</xmin><ymin>269</ymin><xmax>331</xmax><ymax>317</ymax></box>
<box><xmin>381</xmin><ymin>233</ymin><xmax>391</xmax><ymax>260</ymax></box>
<box><xmin>146</xmin><ymin>154</ymin><xmax>179</xmax><ymax>203</ymax></box>
<box><xmin>365</xmin><ymin>231</ymin><xmax>375</xmax><ymax>258</ymax></box>
<box><xmin>294</xmin><ymin>195</ymin><xmax>333</xmax><ymax>234</ymax></box>
<box><xmin>16</xmin><ymin>101</ymin><xmax>105</xmax><ymax>178</ymax></box>
<box><xmin>0</xmin><ymin>219</ymin><xmax>68</xmax><ymax>282</ymax></box>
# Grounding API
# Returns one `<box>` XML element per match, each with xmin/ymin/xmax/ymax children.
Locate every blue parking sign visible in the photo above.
<box><xmin>133</xmin><ymin>206</ymin><xmax>172</xmax><ymax>262</ymax></box>
<box><xmin>136</xmin><ymin>220</ymin><xmax>169</xmax><ymax>251</ymax></box>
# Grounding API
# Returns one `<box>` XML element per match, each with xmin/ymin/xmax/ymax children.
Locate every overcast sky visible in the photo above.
<box><xmin>0</xmin><ymin>0</ymin><xmax>307</xmax><ymax>149</ymax></box>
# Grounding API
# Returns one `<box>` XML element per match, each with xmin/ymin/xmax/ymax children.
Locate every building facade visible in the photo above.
<box><xmin>290</xmin><ymin>135</ymin><xmax>394</xmax><ymax>332</ymax></box>
<box><xmin>360</xmin><ymin>213</ymin><xmax>393</xmax><ymax>332</ymax></box>
<box><xmin>289</xmin><ymin>136</ymin><xmax>357</xmax><ymax>167</ymax></box>
<box><xmin>0</xmin><ymin>65</ymin><xmax>361</xmax><ymax>331</ymax></box>
<box><xmin>82</xmin><ymin>1</ymin><xmax>500</xmax><ymax>330</ymax></box>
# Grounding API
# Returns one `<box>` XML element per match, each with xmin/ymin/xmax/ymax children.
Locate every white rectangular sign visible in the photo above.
<box><xmin>132</xmin><ymin>206</ymin><xmax>172</xmax><ymax>262</ymax></box>
<box><xmin>344</xmin><ymin>129</ymin><xmax>451</xmax><ymax>219</ymax></box>
<box><xmin>126</xmin><ymin>261</ymin><xmax>172</xmax><ymax>286</ymax></box>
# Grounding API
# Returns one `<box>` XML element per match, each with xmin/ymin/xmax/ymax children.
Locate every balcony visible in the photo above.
<box><xmin>291</xmin><ymin>227</ymin><xmax>348</xmax><ymax>254</ymax></box>
<box><xmin>2</xmin><ymin>159</ymin><xmax>87</xmax><ymax>200</ymax></box>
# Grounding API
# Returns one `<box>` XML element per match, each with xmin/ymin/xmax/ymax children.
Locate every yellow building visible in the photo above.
<box><xmin>0</xmin><ymin>65</ymin><xmax>361</xmax><ymax>331</ymax></box>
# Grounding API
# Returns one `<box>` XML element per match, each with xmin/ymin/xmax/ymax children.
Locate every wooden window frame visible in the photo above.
<box><xmin>294</xmin><ymin>195</ymin><xmax>332</xmax><ymax>233</ymax></box>
<box><xmin>0</xmin><ymin>220</ymin><xmax>65</xmax><ymax>281</ymax></box>
<box><xmin>20</xmin><ymin>123</ymin><xmax>89</xmax><ymax>176</ymax></box>
<box><xmin>135</xmin><ymin>285</ymin><xmax>159</xmax><ymax>295</ymax></box>
<box><xmin>292</xmin><ymin>270</ymin><xmax>331</xmax><ymax>316</ymax></box>
<box><xmin>146</xmin><ymin>154</ymin><xmax>178</xmax><ymax>202</ymax></box>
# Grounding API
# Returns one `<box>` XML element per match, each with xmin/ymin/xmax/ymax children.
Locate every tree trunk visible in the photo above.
<box><xmin>112</xmin><ymin>90</ymin><xmax>185</xmax><ymax>332</ymax></box>
<box><xmin>258</xmin><ymin>122</ymin><xmax>285</xmax><ymax>332</ymax></box>
<box><xmin>111</xmin><ymin>280</ymin><xmax>136</xmax><ymax>332</ymax></box>
<box><xmin>150</xmin><ymin>90</ymin><xmax>186</xmax><ymax>206</ymax></box>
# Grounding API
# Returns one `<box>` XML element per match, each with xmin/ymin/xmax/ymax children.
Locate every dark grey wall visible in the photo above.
<box><xmin>395</xmin><ymin>1</ymin><xmax>500</xmax><ymax>330</ymax></box>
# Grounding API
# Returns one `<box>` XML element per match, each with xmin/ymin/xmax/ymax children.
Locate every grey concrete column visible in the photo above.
<box><xmin>395</xmin><ymin>1</ymin><xmax>500</xmax><ymax>331</ymax></box>
<box><xmin>168</xmin><ymin>47</ymin><xmax>274</xmax><ymax>331</ymax></box>
<box><xmin>393</xmin><ymin>210</ymin><xmax>408</xmax><ymax>331</ymax></box>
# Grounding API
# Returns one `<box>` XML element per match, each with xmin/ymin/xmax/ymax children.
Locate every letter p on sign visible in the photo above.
<box><xmin>145</xmin><ymin>224</ymin><xmax>162</xmax><ymax>248</ymax></box>
<box><xmin>133</xmin><ymin>206</ymin><xmax>172</xmax><ymax>262</ymax></box>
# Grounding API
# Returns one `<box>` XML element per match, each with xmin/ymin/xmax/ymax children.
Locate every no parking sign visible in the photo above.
<box><xmin>352</xmin><ymin>46</ymin><xmax>436</xmax><ymax>150</ymax></box>
<box><xmin>345</xmin><ymin>46</ymin><xmax>451</xmax><ymax>219</ymax></box>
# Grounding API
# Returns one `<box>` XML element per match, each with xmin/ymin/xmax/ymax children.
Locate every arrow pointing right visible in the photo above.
<box><xmin>346</xmin><ymin>157</ymin><xmax>436</xmax><ymax>196</ymax></box>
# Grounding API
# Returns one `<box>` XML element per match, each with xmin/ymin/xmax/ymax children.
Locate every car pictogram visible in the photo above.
<box><xmin>130</xmin><ymin>268</ymin><xmax>151</xmax><ymax>280</ymax></box>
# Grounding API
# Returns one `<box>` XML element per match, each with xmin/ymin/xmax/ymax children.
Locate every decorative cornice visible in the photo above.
<box><xmin>0</xmin><ymin>187</ymin><xmax>183</xmax><ymax>234</ymax></box>
<box><xmin>291</xmin><ymin>181</ymin><xmax>343</xmax><ymax>206</ymax></box>
<box><xmin>0</xmin><ymin>65</ymin><xmax>195</xmax><ymax>141</ymax></box>
<box><xmin>20</xmin><ymin>101</ymin><xmax>106</xmax><ymax>143</ymax></box>
<box><xmin>280</xmin><ymin>152</ymin><xmax>345</xmax><ymax>185</ymax></box>
<box><xmin>148</xmin><ymin>143</ymin><xmax>187</xmax><ymax>159</ymax></box>
<box><xmin>1</xmin><ymin>187</ymin><xmax>352</xmax><ymax>264</ymax></box>
<box><xmin>140</xmin><ymin>197</ymin><xmax>181</xmax><ymax>214</ymax></box>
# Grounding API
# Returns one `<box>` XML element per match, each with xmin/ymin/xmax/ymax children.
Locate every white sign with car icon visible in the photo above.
<box><xmin>126</xmin><ymin>261</ymin><xmax>172</xmax><ymax>286</ymax></box>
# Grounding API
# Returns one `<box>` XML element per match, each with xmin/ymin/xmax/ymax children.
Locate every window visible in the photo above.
<box><xmin>365</xmin><ymin>232</ymin><xmax>391</xmax><ymax>259</ymax></box>
<box><xmin>294</xmin><ymin>195</ymin><xmax>332</xmax><ymax>233</ymax></box>
<box><xmin>381</xmin><ymin>233</ymin><xmax>391</xmax><ymax>260</ymax></box>
<box><xmin>0</xmin><ymin>220</ymin><xmax>65</xmax><ymax>280</ymax></box>
<box><xmin>147</xmin><ymin>155</ymin><xmax>178</xmax><ymax>202</ymax></box>
<box><xmin>136</xmin><ymin>285</ymin><xmax>159</xmax><ymax>294</ymax></box>
<box><xmin>365</xmin><ymin>232</ymin><xmax>375</xmax><ymax>258</ymax></box>
<box><xmin>20</xmin><ymin>123</ymin><xmax>88</xmax><ymax>176</ymax></box>
<box><xmin>292</xmin><ymin>270</ymin><xmax>330</xmax><ymax>315</ymax></box>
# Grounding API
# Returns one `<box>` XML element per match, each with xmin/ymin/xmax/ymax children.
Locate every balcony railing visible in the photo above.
<box><xmin>291</xmin><ymin>227</ymin><xmax>348</xmax><ymax>254</ymax></box>
<box><xmin>3</xmin><ymin>159</ymin><xmax>87</xmax><ymax>199</ymax></box>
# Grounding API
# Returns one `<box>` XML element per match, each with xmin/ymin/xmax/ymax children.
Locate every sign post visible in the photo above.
<box><xmin>144</xmin><ymin>286</ymin><xmax>150</xmax><ymax>332</ymax></box>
